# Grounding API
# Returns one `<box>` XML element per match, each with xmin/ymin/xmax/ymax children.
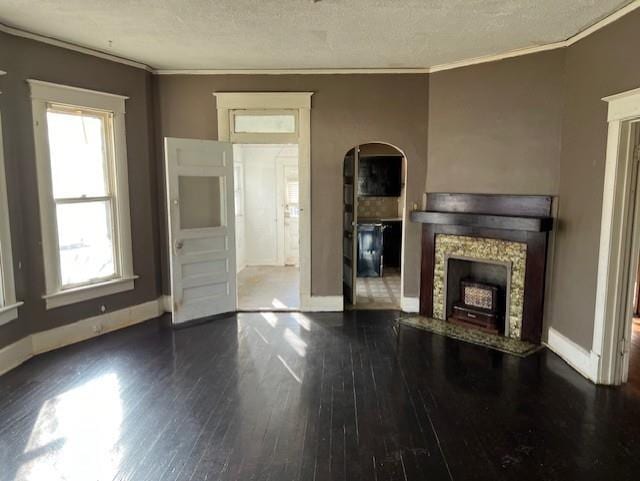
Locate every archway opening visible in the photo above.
<box><xmin>342</xmin><ymin>142</ymin><xmax>407</xmax><ymax>309</ymax></box>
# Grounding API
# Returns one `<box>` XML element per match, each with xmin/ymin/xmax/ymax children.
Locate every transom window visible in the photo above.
<box><xmin>233</xmin><ymin>112</ymin><xmax>296</xmax><ymax>133</ymax></box>
<box><xmin>29</xmin><ymin>80</ymin><xmax>136</xmax><ymax>309</ymax></box>
<box><xmin>230</xmin><ymin>110</ymin><xmax>298</xmax><ymax>142</ymax></box>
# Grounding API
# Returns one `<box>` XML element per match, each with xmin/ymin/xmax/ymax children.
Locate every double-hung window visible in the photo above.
<box><xmin>0</xmin><ymin>110</ymin><xmax>22</xmax><ymax>325</ymax></box>
<box><xmin>29</xmin><ymin>80</ymin><xmax>136</xmax><ymax>309</ymax></box>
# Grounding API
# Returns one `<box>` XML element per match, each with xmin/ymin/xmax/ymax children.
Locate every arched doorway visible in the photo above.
<box><xmin>343</xmin><ymin>142</ymin><xmax>407</xmax><ymax>309</ymax></box>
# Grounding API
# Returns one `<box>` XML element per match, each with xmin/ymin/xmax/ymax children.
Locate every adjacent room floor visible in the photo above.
<box><xmin>2</xmin><ymin>310</ymin><xmax>640</xmax><ymax>481</ymax></box>
<box><xmin>237</xmin><ymin>266</ymin><xmax>300</xmax><ymax>310</ymax></box>
<box><xmin>629</xmin><ymin>317</ymin><xmax>640</xmax><ymax>394</ymax></box>
<box><xmin>355</xmin><ymin>269</ymin><xmax>401</xmax><ymax>309</ymax></box>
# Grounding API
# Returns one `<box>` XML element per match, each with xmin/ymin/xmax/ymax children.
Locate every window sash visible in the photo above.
<box><xmin>45</xmin><ymin>105</ymin><xmax>122</xmax><ymax>291</ymax></box>
<box><xmin>54</xmin><ymin>196</ymin><xmax>120</xmax><ymax>289</ymax></box>
<box><xmin>46</xmin><ymin>103</ymin><xmax>115</xmax><ymax>200</ymax></box>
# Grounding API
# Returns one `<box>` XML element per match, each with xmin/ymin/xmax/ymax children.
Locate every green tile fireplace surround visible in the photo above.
<box><xmin>433</xmin><ymin>234</ymin><xmax>527</xmax><ymax>340</ymax></box>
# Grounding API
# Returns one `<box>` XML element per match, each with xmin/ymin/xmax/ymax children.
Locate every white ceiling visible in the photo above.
<box><xmin>0</xmin><ymin>0</ymin><xmax>633</xmax><ymax>70</ymax></box>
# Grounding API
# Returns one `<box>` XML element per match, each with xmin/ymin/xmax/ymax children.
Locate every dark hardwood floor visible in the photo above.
<box><xmin>1</xmin><ymin>310</ymin><xmax>640</xmax><ymax>481</ymax></box>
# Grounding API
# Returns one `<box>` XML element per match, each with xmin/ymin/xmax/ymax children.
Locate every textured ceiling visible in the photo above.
<box><xmin>0</xmin><ymin>0</ymin><xmax>633</xmax><ymax>70</ymax></box>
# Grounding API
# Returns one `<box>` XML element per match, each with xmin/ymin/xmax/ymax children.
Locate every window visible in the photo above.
<box><xmin>230</xmin><ymin>110</ymin><xmax>298</xmax><ymax>142</ymax></box>
<box><xmin>233</xmin><ymin>113</ymin><xmax>296</xmax><ymax>133</ymax></box>
<box><xmin>0</xmin><ymin>112</ymin><xmax>22</xmax><ymax>325</ymax></box>
<box><xmin>29</xmin><ymin>80</ymin><xmax>136</xmax><ymax>309</ymax></box>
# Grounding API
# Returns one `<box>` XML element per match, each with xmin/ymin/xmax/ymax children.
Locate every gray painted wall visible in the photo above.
<box><xmin>427</xmin><ymin>50</ymin><xmax>565</xmax><ymax>195</ymax></box>
<box><xmin>0</xmin><ymin>32</ymin><xmax>162</xmax><ymax>349</ymax></box>
<box><xmin>549</xmin><ymin>9</ymin><xmax>640</xmax><ymax>349</ymax></box>
<box><xmin>154</xmin><ymin>74</ymin><xmax>429</xmax><ymax>298</ymax></box>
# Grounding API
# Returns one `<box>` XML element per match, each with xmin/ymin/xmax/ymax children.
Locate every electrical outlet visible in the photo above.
<box><xmin>100</xmin><ymin>305</ymin><xmax>107</xmax><ymax>313</ymax></box>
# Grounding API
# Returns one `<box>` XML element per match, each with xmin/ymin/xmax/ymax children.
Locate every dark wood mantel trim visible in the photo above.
<box><xmin>416</xmin><ymin>193</ymin><xmax>553</xmax><ymax>345</ymax></box>
<box><xmin>410</xmin><ymin>211</ymin><xmax>553</xmax><ymax>232</ymax></box>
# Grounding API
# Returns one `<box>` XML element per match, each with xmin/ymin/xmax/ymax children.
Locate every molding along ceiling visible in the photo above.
<box><xmin>0</xmin><ymin>1</ymin><xmax>638</xmax><ymax>75</ymax></box>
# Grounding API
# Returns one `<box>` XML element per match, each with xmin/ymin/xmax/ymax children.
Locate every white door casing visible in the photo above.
<box><xmin>592</xmin><ymin>87</ymin><xmax>640</xmax><ymax>384</ymax></box>
<box><xmin>214</xmin><ymin>92</ymin><xmax>319</xmax><ymax>309</ymax></box>
<box><xmin>165</xmin><ymin>138</ymin><xmax>236</xmax><ymax>324</ymax></box>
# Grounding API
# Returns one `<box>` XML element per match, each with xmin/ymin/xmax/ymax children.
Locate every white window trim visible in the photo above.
<box><xmin>28</xmin><ymin>79</ymin><xmax>137</xmax><ymax>309</ymax></box>
<box><xmin>0</xmin><ymin>103</ymin><xmax>23</xmax><ymax>326</ymax></box>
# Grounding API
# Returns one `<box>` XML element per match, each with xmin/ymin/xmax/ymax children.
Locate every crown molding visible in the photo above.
<box><xmin>1</xmin><ymin>0</ymin><xmax>639</xmax><ymax>76</ymax></box>
<box><xmin>566</xmin><ymin>0</ymin><xmax>640</xmax><ymax>46</ymax></box>
<box><xmin>0</xmin><ymin>22</ymin><xmax>153</xmax><ymax>72</ymax></box>
<box><xmin>419</xmin><ymin>0</ymin><xmax>640</xmax><ymax>74</ymax></box>
<box><xmin>156</xmin><ymin>68</ymin><xmax>431</xmax><ymax>75</ymax></box>
<box><xmin>427</xmin><ymin>41</ymin><xmax>567</xmax><ymax>74</ymax></box>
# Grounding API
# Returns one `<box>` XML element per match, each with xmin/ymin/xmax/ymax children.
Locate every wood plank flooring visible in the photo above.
<box><xmin>1</xmin><ymin>310</ymin><xmax>640</xmax><ymax>481</ymax></box>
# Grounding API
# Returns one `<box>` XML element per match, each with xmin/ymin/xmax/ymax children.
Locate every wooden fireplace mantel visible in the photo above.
<box><xmin>410</xmin><ymin>211</ymin><xmax>553</xmax><ymax>232</ymax></box>
<box><xmin>414</xmin><ymin>193</ymin><xmax>553</xmax><ymax>344</ymax></box>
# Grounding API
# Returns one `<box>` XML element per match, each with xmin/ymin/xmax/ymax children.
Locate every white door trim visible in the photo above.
<box><xmin>214</xmin><ymin>92</ymin><xmax>314</xmax><ymax>309</ymax></box>
<box><xmin>592</xmin><ymin>86</ymin><xmax>640</xmax><ymax>384</ymax></box>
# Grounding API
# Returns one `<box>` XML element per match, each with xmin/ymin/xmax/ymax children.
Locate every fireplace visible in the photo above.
<box><xmin>411</xmin><ymin>193</ymin><xmax>553</xmax><ymax>344</ymax></box>
<box><xmin>445</xmin><ymin>256</ymin><xmax>509</xmax><ymax>335</ymax></box>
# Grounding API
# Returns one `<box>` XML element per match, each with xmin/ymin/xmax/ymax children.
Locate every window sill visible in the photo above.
<box><xmin>43</xmin><ymin>276</ymin><xmax>139</xmax><ymax>310</ymax></box>
<box><xmin>0</xmin><ymin>301</ymin><xmax>23</xmax><ymax>326</ymax></box>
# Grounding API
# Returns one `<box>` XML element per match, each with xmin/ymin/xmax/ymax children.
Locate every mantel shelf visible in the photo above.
<box><xmin>410</xmin><ymin>211</ymin><xmax>553</xmax><ymax>232</ymax></box>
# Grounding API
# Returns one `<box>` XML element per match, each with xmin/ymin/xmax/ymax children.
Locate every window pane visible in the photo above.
<box><xmin>47</xmin><ymin>109</ymin><xmax>109</xmax><ymax>199</ymax></box>
<box><xmin>234</xmin><ymin>114</ymin><xmax>295</xmax><ymax>133</ymax></box>
<box><xmin>56</xmin><ymin>201</ymin><xmax>115</xmax><ymax>287</ymax></box>
<box><xmin>179</xmin><ymin>176</ymin><xmax>223</xmax><ymax>229</ymax></box>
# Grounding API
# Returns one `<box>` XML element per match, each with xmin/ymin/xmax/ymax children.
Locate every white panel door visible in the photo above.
<box><xmin>244</xmin><ymin>153</ymin><xmax>278</xmax><ymax>265</ymax></box>
<box><xmin>165</xmin><ymin>138</ymin><xmax>236</xmax><ymax>324</ymax></box>
<box><xmin>283</xmin><ymin>165</ymin><xmax>299</xmax><ymax>266</ymax></box>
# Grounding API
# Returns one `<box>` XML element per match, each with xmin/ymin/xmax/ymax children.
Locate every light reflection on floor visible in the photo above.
<box><xmin>16</xmin><ymin>373</ymin><xmax>122</xmax><ymax>481</ymax></box>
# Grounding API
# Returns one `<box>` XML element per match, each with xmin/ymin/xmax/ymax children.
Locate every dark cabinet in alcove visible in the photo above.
<box><xmin>358</xmin><ymin>155</ymin><xmax>402</xmax><ymax>197</ymax></box>
<box><xmin>382</xmin><ymin>221</ymin><xmax>402</xmax><ymax>268</ymax></box>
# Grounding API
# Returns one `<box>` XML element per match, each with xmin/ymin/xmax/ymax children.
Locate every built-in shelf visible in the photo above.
<box><xmin>410</xmin><ymin>211</ymin><xmax>553</xmax><ymax>232</ymax></box>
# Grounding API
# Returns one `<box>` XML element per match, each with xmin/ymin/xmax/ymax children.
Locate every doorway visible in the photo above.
<box><xmin>234</xmin><ymin>143</ymin><xmax>300</xmax><ymax>310</ymax></box>
<box><xmin>593</xmin><ymin>86</ymin><xmax>640</xmax><ymax>385</ymax></box>
<box><xmin>214</xmin><ymin>92</ymin><xmax>313</xmax><ymax>310</ymax></box>
<box><xmin>343</xmin><ymin>143</ymin><xmax>406</xmax><ymax>310</ymax></box>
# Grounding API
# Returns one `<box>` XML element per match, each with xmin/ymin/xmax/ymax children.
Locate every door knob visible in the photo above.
<box><xmin>175</xmin><ymin>240</ymin><xmax>184</xmax><ymax>251</ymax></box>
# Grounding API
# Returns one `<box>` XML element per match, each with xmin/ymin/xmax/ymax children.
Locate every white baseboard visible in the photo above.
<box><xmin>162</xmin><ymin>295</ymin><xmax>172</xmax><ymax>313</ymax></box>
<box><xmin>0</xmin><ymin>298</ymin><xmax>164</xmax><ymax>376</ymax></box>
<box><xmin>401</xmin><ymin>296</ymin><xmax>420</xmax><ymax>313</ymax></box>
<box><xmin>544</xmin><ymin>327</ymin><xmax>599</xmax><ymax>382</ymax></box>
<box><xmin>0</xmin><ymin>336</ymin><xmax>33</xmax><ymax>376</ymax></box>
<box><xmin>300</xmin><ymin>295</ymin><xmax>344</xmax><ymax>312</ymax></box>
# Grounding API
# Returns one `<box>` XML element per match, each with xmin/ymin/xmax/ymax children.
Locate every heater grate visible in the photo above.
<box><xmin>461</xmin><ymin>281</ymin><xmax>498</xmax><ymax>312</ymax></box>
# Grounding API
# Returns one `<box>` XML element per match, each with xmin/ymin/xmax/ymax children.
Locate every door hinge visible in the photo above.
<box><xmin>634</xmin><ymin>144</ymin><xmax>640</xmax><ymax>162</ymax></box>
